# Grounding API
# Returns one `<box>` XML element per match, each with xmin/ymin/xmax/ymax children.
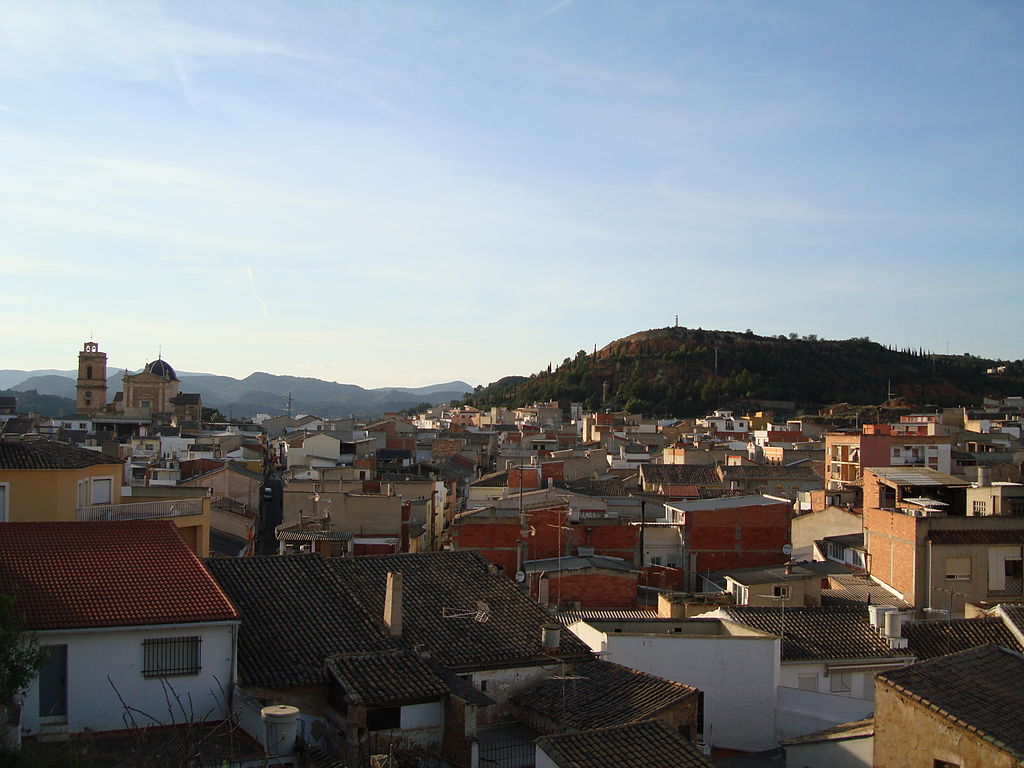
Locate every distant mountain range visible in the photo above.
<box><xmin>0</xmin><ymin>368</ymin><xmax>473</xmax><ymax>419</ymax></box>
<box><xmin>463</xmin><ymin>326</ymin><xmax>1024</xmax><ymax>417</ymax></box>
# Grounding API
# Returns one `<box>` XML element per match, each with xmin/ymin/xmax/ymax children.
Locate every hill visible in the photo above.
<box><xmin>462</xmin><ymin>327</ymin><xmax>1024</xmax><ymax>417</ymax></box>
<box><xmin>0</xmin><ymin>390</ymin><xmax>77</xmax><ymax>419</ymax></box>
<box><xmin>3</xmin><ymin>367</ymin><xmax>473</xmax><ymax>419</ymax></box>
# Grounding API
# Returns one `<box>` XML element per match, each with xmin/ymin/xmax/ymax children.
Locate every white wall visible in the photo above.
<box><xmin>472</xmin><ymin>665</ymin><xmax>555</xmax><ymax>724</ymax></box>
<box><xmin>569</xmin><ymin>622</ymin><xmax>779</xmax><ymax>752</ymax></box>
<box><xmin>400</xmin><ymin>701</ymin><xmax>442</xmax><ymax>730</ymax></box>
<box><xmin>785</xmin><ymin>734</ymin><xmax>873</xmax><ymax>768</ymax></box>
<box><xmin>21</xmin><ymin>622</ymin><xmax>236</xmax><ymax>736</ymax></box>
<box><xmin>776</xmin><ymin>686</ymin><xmax>874</xmax><ymax>742</ymax></box>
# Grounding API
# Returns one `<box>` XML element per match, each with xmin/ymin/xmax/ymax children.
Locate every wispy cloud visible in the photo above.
<box><xmin>542</xmin><ymin>0</ymin><xmax>575</xmax><ymax>17</ymax></box>
<box><xmin>246</xmin><ymin>265</ymin><xmax>271</xmax><ymax>321</ymax></box>
<box><xmin>0</xmin><ymin>1</ymin><xmax>307</xmax><ymax>82</ymax></box>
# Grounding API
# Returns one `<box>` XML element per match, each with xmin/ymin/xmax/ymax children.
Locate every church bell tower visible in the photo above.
<box><xmin>76</xmin><ymin>341</ymin><xmax>108</xmax><ymax>415</ymax></box>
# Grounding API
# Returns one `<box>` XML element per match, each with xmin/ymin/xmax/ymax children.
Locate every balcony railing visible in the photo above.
<box><xmin>77</xmin><ymin>498</ymin><xmax>204</xmax><ymax>522</ymax></box>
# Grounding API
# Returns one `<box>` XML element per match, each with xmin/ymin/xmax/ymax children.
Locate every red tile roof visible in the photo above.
<box><xmin>0</xmin><ymin>521</ymin><xmax>239</xmax><ymax>630</ymax></box>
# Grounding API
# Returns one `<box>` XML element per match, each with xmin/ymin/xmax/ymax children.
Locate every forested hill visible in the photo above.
<box><xmin>462</xmin><ymin>327</ymin><xmax>1024</xmax><ymax>417</ymax></box>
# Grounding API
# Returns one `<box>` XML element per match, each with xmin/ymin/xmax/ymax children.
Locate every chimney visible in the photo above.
<box><xmin>384</xmin><ymin>572</ymin><xmax>402</xmax><ymax>637</ymax></box>
<box><xmin>977</xmin><ymin>465</ymin><xmax>991</xmax><ymax>488</ymax></box>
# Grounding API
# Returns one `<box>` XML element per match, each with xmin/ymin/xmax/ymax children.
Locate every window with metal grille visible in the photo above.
<box><xmin>142</xmin><ymin>636</ymin><xmax>202</xmax><ymax>677</ymax></box>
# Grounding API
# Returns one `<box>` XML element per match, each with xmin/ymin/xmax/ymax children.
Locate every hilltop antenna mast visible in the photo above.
<box><xmin>287</xmin><ymin>392</ymin><xmax>293</xmax><ymax>419</ymax></box>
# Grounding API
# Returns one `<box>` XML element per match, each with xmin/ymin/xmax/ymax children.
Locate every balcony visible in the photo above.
<box><xmin>77</xmin><ymin>498</ymin><xmax>204</xmax><ymax>522</ymax></box>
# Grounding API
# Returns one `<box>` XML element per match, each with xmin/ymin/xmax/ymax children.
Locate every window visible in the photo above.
<box><xmin>91</xmin><ymin>478</ymin><xmax>112</xmax><ymax>505</ymax></box>
<box><xmin>0</xmin><ymin>484</ymin><xmax>7</xmax><ymax>523</ymax></box>
<box><xmin>945</xmin><ymin>557</ymin><xmax>971</xmax><ymax>581</ymax></box>
<box><xmin>892</xmin><ymin>448</ymin><xmax>901</xmax><ymax>457</ymax></box>
<box><xmin>772</xmin><ymin>585</ymin><xmax>791</xmax><ymax>599</ymax></box>
<box><xmin>989</xmin><ymin>546</ymin><xmax>1024</xmax><ymax>593</ymax></box>
<box><xmin>366</xmin><ymin>707</ymin><xmax>401</xmax><ymax>731</ymax></box>
<box><xmin>830</xmin><ymin>671</ymin><xmax>851</xmax><ymax>693</ymax></box>
<box><xmin>797</xmin><ymin>674</ymin><xmax>818</xmax><ymax>692</ymax></box>
<box><xmin>142</xmin><ymin>636</ymin><xmax>201</xmax><ymax>677</ymax></box>
<box><xmin>650</xmin><ymin>556</ymin><xmax>662</xmax><ymax>566</ymax></box>
<box><xmin>77</xmin><ymin>479</ymin><xmax>89</xmax><ymax>509</ymax></box>
<box><xmin>973</xmin><ymin>500</ymin><xmax>987</xmax><ymax>515</ymax></box>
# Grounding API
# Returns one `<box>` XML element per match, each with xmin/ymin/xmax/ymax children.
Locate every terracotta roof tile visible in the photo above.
<box><xmin>204</xmin><ymin>554</ymin><xmax>397</xmax><ymax>688</ymax></box>
<box><xmin>877</xmin><ymin>645</ymin><xmax>1024</xmax><ymax>761</ymax></box>
<box><xmin>513</xmin><ymin>660</ymin><xmax>697</xmax><ymax>730</ymax></box>
<box><xmin>640</xmin><ymin>465</ymin><xmax>720</xmax><ymax>487</ymax></box>
<box><xmin>0</xmin><ymin>521</ymin><xmax>237</xmax><ymax>630</ymax></box>
<box><xmin>0</xmin><ymin>440</ymin><xmax>123</xmax><ymax>470</ymax></box>
<box><xmin>927</xmin><ymin>529</ymin><xmax>1024</xmax><ymax>545</ymax></box>
<box><xmin>821</xmin><ymin>573</ymin><xmax>912</xmax><ymax>610</ymax></box>
<box><xmin>902</xmin><ymin>617</ymin><xmax>1024</xmax><ymax>660</ymax></box>
<box><xmin>329</xmin><ymin>551</ymin><xmax>592</xmax><ymax>671</ymax></box>
<box><xmin>536</xmin><ymin>719</ymin><xmax>715</xmax><ymax>768</ymax></box>
<box><xmin>722</xmin><ymin>606</ymin><xmax>911</xmax><ymax>662</ymax></box>
<box><xmin>326</xmin><ymin>650</ymin><xmax>452</xmax><ymax>707</ymax></box>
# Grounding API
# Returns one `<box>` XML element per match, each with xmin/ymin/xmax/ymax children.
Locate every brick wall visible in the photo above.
<box><xmin>507</xmin><ymin>467</ymin><xmax>541</xmax><ymax>491</ymax></box>
<box><xmin>539</xmin><ymin>571</ymin><xmax>637</xmax><ymax>608</ymax></box>
<box><xmin>687</xmin><ymin>501</ymin><xmax>791</xmax><ymax>575</ymax></box>
<box><xmin>540</xmin><ymin>461</ymin><xmax>564</xmax><ymax>483</ymax></box>
<box><xmin>863</xmin><ymin>505</ymin><xmax>919</xmax><ymax>601</ymax></box>
<box><xmin>431</xmin><ymin>438</ymin><xmax>465</xmax><ymax>461</ymax></box>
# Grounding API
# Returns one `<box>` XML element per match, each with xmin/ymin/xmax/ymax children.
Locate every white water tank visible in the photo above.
<box><xmin>261</xmin><ymin>704</ymin><xmax>299</xmax><ymax>757</ymax></box>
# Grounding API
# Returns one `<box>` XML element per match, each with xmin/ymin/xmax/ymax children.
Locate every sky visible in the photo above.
<box><xmin>1</xmin><ymin>1</ymin><xmax>1022</xmax><ymax>388</ymax></box>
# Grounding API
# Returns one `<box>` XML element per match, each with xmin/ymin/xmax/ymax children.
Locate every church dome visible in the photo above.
<box><xmin>145</xmin><ymin>358</ymin><xmax>178</xmax><ymax>381</ymax></box>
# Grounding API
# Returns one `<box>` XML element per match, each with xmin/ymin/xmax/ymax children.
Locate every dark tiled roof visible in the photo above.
<box><xmin>641</xmin><ymin>464</ymin><xmax>720</xmax><ymax>486</ymax></box>
<box><xmin>877</xmin><ymin>645</ymin><xmax>1024</xmax><ymax>761</ymax></box>
<box><xmin>721</xmin><ymin>607</ymin><xmax>910</xmax><ymax>661</ymax></box>
<box><xmin>204</xmin><ymin>554</ymin><xmax>398</xmax><ymax>688</ymax></box>
<box><xmin>719</xmin><ymin>464</ymin><xmax>819</xmax><ymax>480</ymax></box>
<box><xmin>513</xmin><ymin>661</ymin><xmax>696</xmax><ymax>731</ymax></box>
<box><xmin>326</xmin><ymin>650</ymin><xmax>451</xmax><ymax>706</ymax></box>
<box><xmin>0</xmin><ymin>417</ymin><xmax>35</xmax><ymax>435</ymax></box>
<box><xmin>556</xmin><ymin>478</ymin><xmax>628</xmax><ymax>497</ymax></box>
<box><xmin>471</xmin><ymin>470</ymin><xmax>508</xmax><ymax>487</ymax></box>
<box><xmin>780</xmin><ymin>717</ymin><xmax>874</xmax><ymax>746</ymax></box>
<box><xmin>902</xmin><ymin>618</ymin><xmax>1024</xmax><ymax>660</ymax></box>
<box><xmin>536</xmin><ymin>719</ymin><xmax>715</xmax><ymax>768</ymax></box>
<box><xmin>927</xmin><ymin>529</ymin><xmax>1024</xmax><ymax>546</ymax></box>
<box><xmin>329</xmin><ymin>551</ymin><xmax>592</xmax><ymax>672</ymax></box>
<box><xmin>821</xmin><ymin>573</ymin><xmax>912</xmax><ymax>610</ymax></box>
<box><xmin>210</xmin><ymin>529</ymin><xmax>248</xmax><ymax>558</ymax></box>
<box><xmin>170</xmin><ymin>393</ymin><xmax>201</xmax><ymax>405</ymax></box>
<box><xmin>0</xmin><ymin>521</ymin><xmax>238</xmax><ymax>630</ymax></box>
<box><xmin>0</xmin><ymin>440</ymin><xmax>123</xmax><ymax>469</ymax></box>
<box><xmin>1000</xmin><ymin>605</ymin><xmax>1024</xmax><ymax>635</ymax></box>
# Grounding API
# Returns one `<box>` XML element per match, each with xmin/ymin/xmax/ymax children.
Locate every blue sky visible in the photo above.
<box><xmin>1</xmin><ymin>1</ymin><xmax>1021</xmax><ymax>387</ymax></box>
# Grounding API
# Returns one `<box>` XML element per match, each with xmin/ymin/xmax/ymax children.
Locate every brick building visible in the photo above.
<box><xmin>825</xmin><ymin>425</ymin><xmax>953</xmax><ymax>491</ymax></box>
<box><xmin>862</xmin><ymin>467</ymin><xmax>1024</xmax><ymax>613</ymax></box>
<box><xmin>663</xmin><ymin>495</ymin><xmax>792</xmax><ymax>591</ymax></box>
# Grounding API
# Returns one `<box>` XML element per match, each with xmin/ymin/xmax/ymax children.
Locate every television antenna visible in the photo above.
<box><xmin>442</xmin><ymin>600</ymin><xmax>490</xmax><ymax>623</ymax></box>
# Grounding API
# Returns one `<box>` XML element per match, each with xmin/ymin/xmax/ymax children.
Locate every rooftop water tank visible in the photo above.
<box><xmin>261</xmin><ymin>704</ymin><xmax>299</xmax><ymax>757</ymax></box>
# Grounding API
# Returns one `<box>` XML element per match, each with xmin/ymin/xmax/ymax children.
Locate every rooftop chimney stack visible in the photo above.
<box><xmin>384</xmin><ymin>572</ymin><xmax>403</xmax><ymax>637</ymax></box>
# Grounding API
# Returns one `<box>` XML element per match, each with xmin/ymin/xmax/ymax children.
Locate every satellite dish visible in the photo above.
<box><xmin>782</xmin><ymin>544</ymin><xmax>793</xmax><ymax>556</ymax></box>
<box><xmin>515</xmin><ymin>570</ymin><xmax>526</xmax><ymax>583</ymax></box>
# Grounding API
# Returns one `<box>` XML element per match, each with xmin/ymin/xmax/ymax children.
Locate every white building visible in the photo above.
<box><xmin>0</xmin><ymin>520</ymin><xmax>239</xmax><ymax>742</ymax></box>
<box><xmin>566</xmin><ymin>616</ymin><xmax>779</xmax><ymax>752</ymax></box>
